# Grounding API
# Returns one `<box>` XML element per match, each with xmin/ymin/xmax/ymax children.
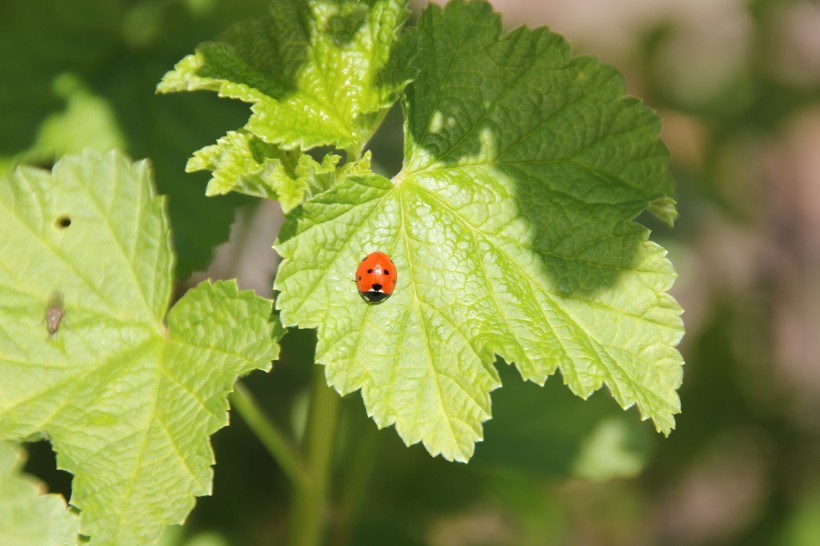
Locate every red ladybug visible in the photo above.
<box><xmin>356</xmin><ymin>252</ymin><xmax>397</xmax><ymax>303</ymax></box>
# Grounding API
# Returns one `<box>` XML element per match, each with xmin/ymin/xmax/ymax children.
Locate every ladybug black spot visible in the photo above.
<box><xmin>371</xmin><ymin>283</ymin><xmax>383</xmax><ymax>291</ymax></box>
<box><xmin>384</xmin><ymin>270</ymin><xmax>390</xmax><ymax>275</ymax></box>
<box><xmin>367</xmin><ymin>268</ymin><xmax>373</xmax><ymax>274</ymax></box>
<box><xmin>357</xmin><ymin>276</ymin><xmax>362</xmax><ymax>280</ymax></box>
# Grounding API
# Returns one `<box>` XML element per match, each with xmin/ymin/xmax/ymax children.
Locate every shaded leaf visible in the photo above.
<box><xmin>275</xmin><ymin>0</ymin><xmax>683</xmax><ymax>461</ymax></box>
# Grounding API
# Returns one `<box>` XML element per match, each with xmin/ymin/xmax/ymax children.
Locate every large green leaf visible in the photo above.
<box><xmin>275</xmin><ymin>0</ymin><xmax>683</xmax><ymax>461</ymax></box>
<box><xmin>0</xmin><ymin>150</ymin><xmax>280</xmax><ymax>544</ymax></box>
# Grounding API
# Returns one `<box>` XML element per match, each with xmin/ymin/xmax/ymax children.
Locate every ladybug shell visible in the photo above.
<box><xmin>356</xmin><ymin>252</ymin><xmax>397</xmax><ymax>303</ymax></box>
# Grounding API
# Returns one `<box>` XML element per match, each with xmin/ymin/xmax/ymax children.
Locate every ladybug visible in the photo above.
<box><xmin>355</xmin><ymin>252</ymin><xmax>397</xmax><ymax>304</ymax></box>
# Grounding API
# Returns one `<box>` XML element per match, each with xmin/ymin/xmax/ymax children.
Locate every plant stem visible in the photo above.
<box><xmin>329</xmin><ymin>418</ymin><xmax>380</xmax><ymax>546</ymax></box>
<box><xmin>287</xmin><ymin>366</ymin><xmax>341</xmax><ymax>546</ymax></box>
<box><xmin>229</xmin><ymin>382</ymin><xmax>310</xmax><ymax>489</ymax></box>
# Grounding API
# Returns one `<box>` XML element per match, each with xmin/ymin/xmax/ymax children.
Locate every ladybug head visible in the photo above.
<box><xmin>360</xmin><ymin>290</ymin><xmax>391</xmax><ymax>304</ymax></box>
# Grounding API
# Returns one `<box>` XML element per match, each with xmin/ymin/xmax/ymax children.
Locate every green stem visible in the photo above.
<box><xmin>229</xmin><ymin>382</ymin><xmax>310</xmax><ymax>489</ymax></box>
<box><xmin>329</xmin><ymin>418</ymin><xmax>380</xmax><ymax>546</ymax></box>
<box><xmin>287</xmin><ymin>366</ymin><xmax>341</xmax><ymax>546</ymax></box>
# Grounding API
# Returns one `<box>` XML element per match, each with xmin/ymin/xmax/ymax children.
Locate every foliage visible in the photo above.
<box><xmin>0</xmin><ymin>0</ymin><xmax>273</xmax><ymax>278</ymax></box>
<box><xmin>0</xmin><ymin>151</ymin><xmax>279</xmax><ymax>544</ymax></box>
<box><xmin>0</xmin><ymin>0</ymin><xmax>699</xmax><ymax>544</ymax></box>
<box><xmin>161</xmin><ymin>0</ymin><xmax>683</xmax><ymax>462</ymax></box>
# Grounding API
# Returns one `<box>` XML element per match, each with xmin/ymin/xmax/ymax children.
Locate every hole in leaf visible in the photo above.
<box><xmin>22</xmin><ymin>440</ymin><xmax>74</xmax><ymax>501</ymax></box>
<box><xmin>55</xmin><ymin>216</ymin><xmax>71</xmax><ymax>229</ymax></box>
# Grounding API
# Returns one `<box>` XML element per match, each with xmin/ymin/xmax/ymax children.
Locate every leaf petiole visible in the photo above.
<box><xmin>286</xmin><ymin>367</ymin><xmax>341</xmax><ymax>546</ymax></box>
<box><xmin>229</xmin><ymin>382</ymin><xmax>311</xmax><ymax>490</ymax></box>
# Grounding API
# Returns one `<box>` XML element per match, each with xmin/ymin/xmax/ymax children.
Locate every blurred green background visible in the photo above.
<box><xmin>3</xmin><ymin>0</ymin><xmax>820</xmax><ymax>545</ymax></box>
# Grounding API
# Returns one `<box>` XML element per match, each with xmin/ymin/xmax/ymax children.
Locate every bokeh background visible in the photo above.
<box><xmin>2</xmin><ymin>0</ymin><xmax>819</xmax><ymax>544</ymax></box>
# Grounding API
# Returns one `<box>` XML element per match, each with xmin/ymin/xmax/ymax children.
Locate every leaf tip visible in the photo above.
<box><xmin>650</xmin><ymin>196</ymin><xmax>679</xmax><ymax>227</ymax></box>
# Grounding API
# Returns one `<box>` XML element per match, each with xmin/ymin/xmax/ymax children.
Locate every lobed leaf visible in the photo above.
<box><xmin>158</xmin><ymin>0</ymin><xmax>413</xmax><ymax>207</ymax></box>
<box><xmin>275</xmin><ymin>0</ymin><xmax>684</xmax><ymax>461</ymax></box>
<box><xmin>0</xmin><ymin>150</ymin><xmax>280</xmax><ymax>544</ymax></box>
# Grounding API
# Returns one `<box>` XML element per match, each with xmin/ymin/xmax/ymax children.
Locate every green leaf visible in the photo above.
<box><xmin>275</xmin><ymin>0</ymin><xmax>683</xmax><ymax>462</ymax></box>
<box><xmin>188</xmin><ymin>129</ymin><xmax>378</xmax><ymax>211</ymax></box>
<box><xmin>158</xmin><ymin>0</ymin><xmax>413</xmax><ymax>208</ymax></box>
<box><xmin>10</xmin><ymin>73</ymin><xmax>126</xmax><ymax>166</ymax></box>
<box><xmin>0</xmin><ymin>150</ymin><xmax>280</xmax><ymax>544</ymax></box>
<box><xmin>159</xmin><ymin>0</ymin><xmax>411</xmax><ymax>153</ymax></box>
<box><xmin>187</xmin><ymin>130</ymin><xmax>341</xmax><ymax>212</ymax></box>
<box><xmin>0</xmin><ymin>443</ymin><xmax>79</xmax><ymax>546</ymax></box>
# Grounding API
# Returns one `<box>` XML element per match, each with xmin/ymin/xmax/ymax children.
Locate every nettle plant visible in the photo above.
<box><xmin>0</xmin><ymin>0</ymin><xmax>683</xmax><ymax>544</ymax></box>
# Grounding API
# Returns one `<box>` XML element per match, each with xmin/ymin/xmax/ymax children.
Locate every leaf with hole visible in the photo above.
<box><xmin>0</xmin><ymin>150</ymin><xmax>281</xmax><ymax>543</ymax></box>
